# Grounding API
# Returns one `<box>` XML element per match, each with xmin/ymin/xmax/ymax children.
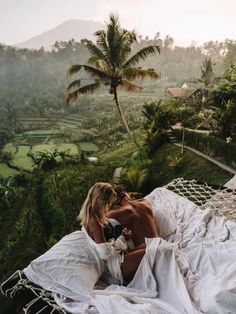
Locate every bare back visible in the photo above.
<box><xmin>108</xmin><ymin>199</ymin><xmax>158</xmax><ymax>246</ymax></box>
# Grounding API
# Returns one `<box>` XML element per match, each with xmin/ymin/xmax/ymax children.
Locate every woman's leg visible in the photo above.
<box><xmin>121</xmin><ymin>249</ymin><xmax>145</xmax><ymax>282</ymax></box>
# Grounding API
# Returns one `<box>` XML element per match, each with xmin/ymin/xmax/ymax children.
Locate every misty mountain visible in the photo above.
<box><xmin>15</xmin><ymin>19</ymin><xmax>104</xmax><ymax>50</ymax></box>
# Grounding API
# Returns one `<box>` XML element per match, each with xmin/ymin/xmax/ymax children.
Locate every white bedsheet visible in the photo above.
<box><xmin>24</xmin><ymin>187</ymin><xmax>236</xmax><ymax>313</ymax></box>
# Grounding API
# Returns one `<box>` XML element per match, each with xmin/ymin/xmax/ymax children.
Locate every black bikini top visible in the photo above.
<box><xmin>104</xmin><ymin>221</ymin><xmax>124</xmax><ymax>241</ymax></box>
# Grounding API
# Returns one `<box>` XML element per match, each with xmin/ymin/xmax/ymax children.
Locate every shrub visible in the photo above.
<box><xmin>173</xmin><ymin>129</ymin><xmax>236</xmax><ymax>167</ymax></box>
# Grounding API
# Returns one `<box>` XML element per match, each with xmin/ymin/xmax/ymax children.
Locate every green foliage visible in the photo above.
<box><xmin>0</xmin><ymin>151</ymin><xmax>13</xmax><ymax>163</ymax></box>
<box><xmin>143</xmin><ymin>100</ymin><xmax>176</xmax><ymax>131</ymax></box>
<box><xmin>39</xmin><ymin>163</ymin><xmax>115</xmax><ymax>243</ymax></box>
<box><xmin>177</xmin><ymin>106</ymin><xmax>197</xmax><ymax>128</ymax></box>
<box><xmin>119</xmin><ymin>166</ymin><xmax>148</xmax><ymax>193</ymax></box>
<box><xmin>223</xmin><ymin>63</ymin><xmax>236</xmax><ymax>82</ymax></box>
<box><xmin>143</xmin><ymin>144</ymin><xmax>230</xmax><ymax>194</ymax></box>
<box><xmin>166</xmin><ymin>155</ymin><xmax>184</xmax><ymax>170</ymax></box>
<box><xmin>142</xmin><ymin>100</ymin><xmax>176</xmax><ymax>152</ymax></box>
<box><xmin>173</xmin><ymin>129</ymin><xmax>236</xmax><ymax>167</ymax></box>
<box><xmin>209</xmin><ymin>81</ymin><xmax>236</xmax><ymax>139</ymax></box>
<box><xmin>0</xmin><ymin>177</ymin><xmax>16</xmax><ymax>207</ymax></box>
<box><xmin>31</xmin><ymin>150</ymin><xmax>58</xmax><ymax>171</ymax></box>
<box><xmin>210</xmin><ymin>82</ymin><xmax>236</xmax><ymax>109</ymax></box>
<box><xmin>116</xmin><ymin>148</ymin><xmax>151</xmax><ymax>194</ymax></box>
<box><xmin>200</xmin><ymin>57</ymin><xmax>215</xmax><ymax>87</ymax></box>
<box><xmin>0</xmin><ymin>183</ymin><xmax>47</xmax><ymax>282</ymax></box>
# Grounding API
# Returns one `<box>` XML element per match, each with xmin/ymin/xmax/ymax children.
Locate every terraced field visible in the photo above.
<box><xmin>32</xmin><ymin>144</ymin><xmax>79</xmax><ymax>155</ymax></box>
<box><xmin>1</xmin><ymin>139</ymin><xmax>96</xmax><ymax>176</ymax></box>
<box><xmin>0</xmin><ymin>163</ymin><xmax>19</xmax><ymax>178</ymax></box>
<box><xmin>78</xmin><ymin>142</ymin><xmax>99</xmax><ymax>152</ymax></box>
<box><xmin>2</xmin><ymin>143</ymin><xmax>17</xmax><ymax>155</ymax></box>
<box><xmin>12</xmin><ymin>146</ymin><xmax>34</xmax><ymax>171</ymax></box>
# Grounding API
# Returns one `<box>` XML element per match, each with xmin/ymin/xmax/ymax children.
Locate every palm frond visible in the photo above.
<box><xmin>123</xmin><ymin>68</ymin><xmax>160</xmax><ymax>80</ymax></box>
<box><xmin>119</xmin><ymin>80</ymin><xmax>141</xmax><ymax>92</ymax></box>
<box><xmin>123</xmin><ymin>45</ymin><xmax>160</xmax><ymax>69</ymax></box>
<box><xmin>82</xmin><ymin>39</ymin><xmax>108</xmax><ymax>63</ymax></box>
<box><xmin>66</xmin><ymin>80</ymin><xmax>101</xmax><ymax>105</ymax></box>
<box><xmin>67</xmin><ymin>80</ymin><xmax>81</xmax><ymax>93</ymax></box>
<box><xmin>114</xmin><ymin>29</ymin><xmax>134</xmax><ymax>66</ymax></box>
<box><xmin>66</xmin><ymin>90</ymin><xmax>79</xmax><ymax>105</ymax></box>
<box><xmin>105</xmin><ymin>14</ymin><xmax>135</xmax><ymax>68</ymax></box>
<box><xmin>77</xmin><ymin>80</ymin><xmax>101</xmax><ymax>94</ymax></box>
<box><xmin>67</xmin><ymin>64</ymin><xmax>82</xmax><ymax>76</ymax></box>
<box><xmin>82</xmin><ymin>65</ymin><xmax>109</xmax><ymax>81</ymax></box>
<box><xmin>95</xmin><ymin>30</ymin><xmax>109</xmax><ymax>56</ymax></box>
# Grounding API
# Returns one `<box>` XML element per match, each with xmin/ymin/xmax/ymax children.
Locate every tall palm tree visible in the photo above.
<box><xmin>67</xmin><ymin>14</ymin><xmax>160</xmax><ymax>147</ymax></box>
<box><xmin>200</xmin><ymin>57</ymin><xmax>215</xmax><ymax>88</ymax></box>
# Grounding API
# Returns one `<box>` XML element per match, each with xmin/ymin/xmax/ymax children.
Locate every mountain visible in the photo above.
<box><xmin>15</xmin><ymin>19</ymin><xmax>103</xmax><ymax>50</ymax></box>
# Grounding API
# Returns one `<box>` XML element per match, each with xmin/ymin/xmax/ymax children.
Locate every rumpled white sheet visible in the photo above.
<box><xmin>24</xmin><ymin>188</ymin><xmax>236</xmax><ymax>314</ymax></box>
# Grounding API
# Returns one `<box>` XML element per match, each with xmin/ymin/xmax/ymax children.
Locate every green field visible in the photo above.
<box><xmin>32</xmin><ymin>144</ymin><xmax>79</xmax><ymax>155</ymax></box>
<box><xmin>78</xmin><ymin>142</ymin><xmax>99</xmax><ymax>152</ymax></box>
<box><xmin>1</xmin><ymin>143</ymin><xmax>81</xmax><ymax>175</ymax></box>
<box><xmin>0</xmin><ymin>163</ymin><xmax>19</xmax><ymax>178</ymax></box>
<box><xmin>57</xmin><ymin>144</ymin><xmax>79</xmax><ymax>155</ymax></box>
<box><xmin>2</xmin><ymin>143</ymin><xmax>17</xmax><ymax>154</ymax></box>
<box><xmin>12</xmin><ymin>146</ymin><xmax>34</xmax><ymax>171</ymax></box>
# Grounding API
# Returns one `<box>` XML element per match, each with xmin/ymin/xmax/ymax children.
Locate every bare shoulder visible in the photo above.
<box><xmin>107</xmin><ymin>205</ymin><xmax>138</xmax><ymax>226</ymax></box>
<box><xmin>142</xmin><ymin>198</ymin><xmax>153</xmax><ymax>208</ymax></box>
<box><xmin>133</xmin><ymin>199</ymin><xmax>154</xmax><ymax>217</ymax></box>
<box><xmin>135</xmin><ymin>198</ymin><xmax>152</xmax><ymax>209</ymax></box>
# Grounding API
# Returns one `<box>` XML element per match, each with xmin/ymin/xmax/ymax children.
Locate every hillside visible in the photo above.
<box><xmin>15</xmin><ymin>19</ymin><xmax>103</xmax><ymax>50</ymax></box>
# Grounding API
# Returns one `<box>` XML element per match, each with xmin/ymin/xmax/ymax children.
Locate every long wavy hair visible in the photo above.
<box><xmin>79</xmin><ymin>182</ymin><xmax>116</xmax><ymax>227</ymax></box>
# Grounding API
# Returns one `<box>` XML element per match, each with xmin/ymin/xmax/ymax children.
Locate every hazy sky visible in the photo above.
<box><xmin>1</xmin><ymin>0</ymin><xmax>236</xmax><ymax>46</ymax></box>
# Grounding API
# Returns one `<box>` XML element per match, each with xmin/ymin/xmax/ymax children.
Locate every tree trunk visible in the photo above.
<box><xmin>113</xmin><ymin>88</ymin><xmax>140</xmax><ymax>149</ymax></box>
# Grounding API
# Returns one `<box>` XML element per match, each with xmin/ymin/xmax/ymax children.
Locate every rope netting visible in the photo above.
<box><xmin>0</xmin><ymin>270</ymin><xmax>67</xmax><ymax>314</ymax></box>
<box><xmin>165</xmin><ymin>178</ymin><xmax>236</xmax><ymax>222</ymax></box>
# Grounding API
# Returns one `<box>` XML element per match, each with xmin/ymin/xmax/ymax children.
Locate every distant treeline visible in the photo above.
<box><xmin>0</xmin><ymin>37</ymin><xmax>235</xmax><ymax>117</ymax></box>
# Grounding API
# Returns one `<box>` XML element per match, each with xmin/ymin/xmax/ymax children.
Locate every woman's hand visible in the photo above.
<box><xmin>122</xmin><ymin>228</ymin><xmax>133</xmax><ymax>240</ymax></box>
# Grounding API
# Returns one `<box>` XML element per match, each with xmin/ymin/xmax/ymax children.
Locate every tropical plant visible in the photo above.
<box><xmin>200</xmin><ymin>57</ymin><xmax>215</xmax><ymax>88</ymax></box>
<box><xmin>31</xmin><ymin>150</ymin><xmax>60</xmax><ymax>171</ymax></box>
<box><xmin>142</xmin><ymin>100</ymin><xmax>175</xmax><ymax>133</ymax></box>
<box><xmin>142</xmin><ymin>100</ymin><xmax>176</xmax><ymax>151</ymax></box>
<box><xmin>223</xmin><ymin>63</ymin><xmax>236</xmax><ymax>83</ymax></box>
<box><xmin>166</xmin><ymin>155</ymin><xmax>183</xmax><ymax>170</ymax></box>
<box><xmin>177</xmin><ymin>106</ymin><xmax>196</xmax><ymax>153</ymax></box>
<box><xmin>67</xmin><ymin>14</ymin><xmax>160</xmax><ymax>147</ymax></box>
<box><xmin>0</xmin><ymin>177</ymin><xmax>16</xmax><ymax>207</ymax></box>
<box><xmin>119</xmin><ymin>166</ymin><xmax>148</xmax><ymax>194</ymax></box>
<box><xmin>209</xmin><ymin>80</ymin><xmax>236</xmax><ymax>139</ymax></box>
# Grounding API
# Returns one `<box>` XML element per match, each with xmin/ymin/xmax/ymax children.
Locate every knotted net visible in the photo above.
<box><xmin>165</xmin><ymin>177</ymin><xmax>236</xmax><ymax>222</ymax></box>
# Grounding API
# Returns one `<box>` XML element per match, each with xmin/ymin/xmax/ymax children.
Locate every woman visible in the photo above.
<box><xmin>79</xmin><ymin>182</ymin><xmax>146</xmax><ymax>283</ymax></box>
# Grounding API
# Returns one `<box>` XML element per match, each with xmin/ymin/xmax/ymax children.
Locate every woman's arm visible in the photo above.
<box><xmin>89</xmin><ymin>217</ymin><xmax>106</xmax><ymax>244</ymax></box>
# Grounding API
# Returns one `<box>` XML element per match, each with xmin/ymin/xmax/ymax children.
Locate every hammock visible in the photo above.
<box><xmin>165</xmin><ymin>178</ymin><xmax>236</xmax><ymax>222</ymax></box>
<box><xmin>0</xmin><ymin>270</ymin><xmax>67</xmax><ymax>313</ymax></box>
<box><xmin>1</xmin><ymin>178</ymin><xmax>236</xmax><ymax>314</ymax></box>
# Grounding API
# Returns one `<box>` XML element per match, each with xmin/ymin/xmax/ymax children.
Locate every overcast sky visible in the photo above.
<box><xmin>1</xmin><ymin>0</ymin><xmax>236</xmax><ymax>46</ymax></box>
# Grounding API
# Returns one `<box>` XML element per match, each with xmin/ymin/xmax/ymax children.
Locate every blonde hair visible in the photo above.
<box><xmin>79</xmin><ymin>182</ymin><xmax>116</xmax><ymax>227</ymax></box>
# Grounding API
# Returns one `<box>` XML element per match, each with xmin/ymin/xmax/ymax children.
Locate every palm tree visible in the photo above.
<box><xmin>67</xmin><ymin>14</ymin><xmax>160</xmax><ymax>147</ymax></box>
<box><xmin>200</xmin><ymin>57</ymin><xmax>215</xmax><ymax>88</ymax></box>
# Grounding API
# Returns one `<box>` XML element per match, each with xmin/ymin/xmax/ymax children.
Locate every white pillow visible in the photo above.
<box><xmin>24</xmin><ymin>231</ymin><xmax>105</xmax><ymax>299</ymax></box>
<box><xmin>145</xmin><ymin>188</ymin><xmax>177</xmax><ymax>238</ymax></box>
